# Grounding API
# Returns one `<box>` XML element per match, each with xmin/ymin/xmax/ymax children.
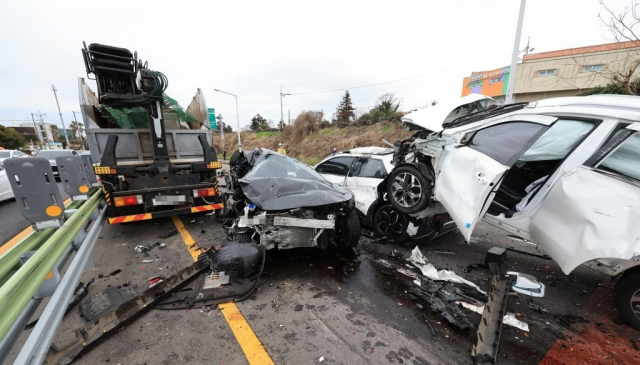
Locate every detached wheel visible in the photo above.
<box><xmin>372</xmin><ymin>203</ymin><xmax>410</xmax><ymax>244</ymax></box>
<box><xmin>336</xmin><ymin>210</ymin><xmax>361</xmax><ymax>247</ymax></box>
<box><xmin>386</xmin><ymin>165</ymin><xmax>430</xmax><ymax>214</ymax></box>
<box><xmin>614</xmin><ymin>270</ymin><xmax>640</xmax><ymax>330</ymax></box>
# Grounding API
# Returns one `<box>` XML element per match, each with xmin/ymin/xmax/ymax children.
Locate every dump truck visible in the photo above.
<box><xmin>79</xmin><ymin>42</ymin><xmax>222</xmax><ymax>224</ymax></box>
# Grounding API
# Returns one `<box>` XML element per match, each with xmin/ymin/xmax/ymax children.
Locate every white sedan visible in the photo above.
<box><xmin>0</xmin><ymin>163</ymin><xmax>15</xmax><ymax>203</ymax></box>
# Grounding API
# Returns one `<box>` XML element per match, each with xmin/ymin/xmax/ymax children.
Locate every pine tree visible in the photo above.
<box><xmin>334</xmin><ymin>90</ymin><xmax>356</xmax><ymax>127</ymax></box>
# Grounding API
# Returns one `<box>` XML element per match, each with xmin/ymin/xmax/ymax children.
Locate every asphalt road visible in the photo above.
<box><xmin>0</xmin><ymin>182</ymin><xmax>69</xmax><ymax>245</ymax></box>
<box><xmin>6</xmin><ymin>212</ymin><xmax>639</xmax><ymax>364</ymax></box>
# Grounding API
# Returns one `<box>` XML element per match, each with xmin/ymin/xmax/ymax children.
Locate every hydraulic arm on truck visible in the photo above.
<box><xmin>80</xmin><ymin>42</ymin><xmax>223</xmax><ymax>222</ymax></box>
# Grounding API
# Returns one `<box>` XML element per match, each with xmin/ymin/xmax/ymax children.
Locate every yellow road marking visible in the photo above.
<box><xmin>219</xmin><ymin>302</ymin><xmax>275</xmax><ymax>365</ymax></box>
<box><xmin>170</xmin><ymin>215</ymin><xmax>201</xmax><ymax>261</ymax></box>
<box><xmin>0</xmin><ymin>227</ymin><xmax>33</xmax><ymax>256</ymax></box>
<box><xmin>171</xmin><ymin>215</ymin><xmax>274</xmax><ymax>365</ymax></box>
<box><xmin>0</xmin><ymin>198</ymin><xmax>72</xmax><ymax>255</ymax></box>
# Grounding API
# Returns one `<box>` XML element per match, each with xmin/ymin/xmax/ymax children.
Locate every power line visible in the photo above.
<box><xmin>288</xmin><ymin>54</ymin><xmax>512</xmax><ymax>96</ymax></box>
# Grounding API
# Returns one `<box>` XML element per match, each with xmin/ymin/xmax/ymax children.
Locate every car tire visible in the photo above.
<box><xmin>613</xmin><ymin>269</ymin><xmax>640</xmax><ymax>330</ymax></box>
<box><xmin>372</xmin><ymin>203</ymin><xmax>410</xmax><ymax>244</ymax></box>
<box><xmin>386</xmin><ymin>165</ymin><xmax>430</xmax><ymax>214</ymax></box>
<box><xmin>336</xmin><ymin>210</ymin><xmax>361</xmax><ymax>247</ymax></box>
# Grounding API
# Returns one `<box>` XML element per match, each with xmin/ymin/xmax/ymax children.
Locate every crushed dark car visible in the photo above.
<box><xmin>221</xmin><ymin>148</ymin><xmax>361</xmax><ymax>250</ymax></box>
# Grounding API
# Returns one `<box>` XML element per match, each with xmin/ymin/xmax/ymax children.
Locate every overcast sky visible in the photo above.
<box><xmin>0</xmin><ymin>0</ymin><xmax>630</xmax><ymax>130</ymax></box>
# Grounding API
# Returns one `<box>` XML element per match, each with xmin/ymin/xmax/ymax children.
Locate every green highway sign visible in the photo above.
<box><xmin>208</xmin><ymin>108</ymin><xmax>217</xmax><ymax>129</ymax></box>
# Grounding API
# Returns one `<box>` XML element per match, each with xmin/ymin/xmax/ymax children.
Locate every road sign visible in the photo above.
<box><xmin>207</xmin><ymin>108</ymin><xmax>217</xmax><ymax>129</ymax></box>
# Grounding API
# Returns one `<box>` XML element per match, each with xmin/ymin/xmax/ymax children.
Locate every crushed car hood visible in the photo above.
<box><xmin>239</xmin><ymin>177</ymin><xmax>353</xmax><ymax>210</ymax></box>
<box><xmin>235</xmin><ymin>148</ymin><xmax>353</xmax><ymax>211</ymax></box>
<box><xmin>401</xmin><ymin>94</ymin><xmax>496</xmax><ymax>132</ymax></box>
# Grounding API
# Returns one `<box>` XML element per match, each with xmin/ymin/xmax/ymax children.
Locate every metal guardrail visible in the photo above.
<box><xmin>0</xmin><ymin>157</ymin><xmax>107</xmax><ymax>365</ymax></box>
<box><xmin>15</xmin><ymin>204</ymin><xmax>107</xmax><ymax>364</ymax></box>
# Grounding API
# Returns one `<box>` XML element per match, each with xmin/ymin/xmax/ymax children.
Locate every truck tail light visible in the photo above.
<box><xmin>193</xmin><ymin>188</ymin><xmax>215</xmax><ymax>198</ymax></box>
<box><xmin>114</xmin><ymin>195</ymin><xmax>143</xmax><ymax>207</ymax></box>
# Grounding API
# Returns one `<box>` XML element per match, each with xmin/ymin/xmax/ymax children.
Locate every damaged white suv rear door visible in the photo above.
<box><xmin>434</xmin><ymin>115</ymin><xmax>558</xmax><ymax>242</ymax></box>
<box><xmin>529</xmin><ymin>123</ymin><xmax>640</xmax><ymax>274</ymax></box>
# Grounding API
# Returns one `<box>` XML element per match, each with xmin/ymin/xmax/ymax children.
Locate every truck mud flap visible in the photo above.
<box><xmin>107</xmin><ymin>203</ymin><xmax>223</xmax><ymax>224</ymax></box>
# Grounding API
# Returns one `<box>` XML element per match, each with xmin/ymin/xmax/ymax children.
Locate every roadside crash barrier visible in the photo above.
<box><xmin>0</xmin><ymin>156</ymin><xmax>107</xmax><ymax>364</ymax></box>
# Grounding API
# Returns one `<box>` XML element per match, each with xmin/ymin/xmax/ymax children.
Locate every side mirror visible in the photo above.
<box><xmin>506</xmin><ymin>271</ymin><xmax>546</xmax><ymax>298</ymax></box>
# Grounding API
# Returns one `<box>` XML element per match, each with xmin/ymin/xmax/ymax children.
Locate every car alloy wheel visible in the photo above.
<box><xmin>391</xmin><ymin>172</ymin><xmax>423</xmax><ymax>209</ymax></box>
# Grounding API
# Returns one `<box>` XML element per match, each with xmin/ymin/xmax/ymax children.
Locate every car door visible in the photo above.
<box><xmin>435</xmin><ymin>115</ymin><xmax>558</xmax><ymax>242</ymax></box>
<box><xmin>350</xmin><ymin>157</ymin><xmax>388</xmax><ymax>215</ymax></box>
<box><xmin>529</xmin><ymin>122</ymin><xmax>640</xmax><ymax>274</ymax></box>
<box><xmin>315</xmin><ymin>156</ymin><xmax>356</xmax><ymax>189</ymax></box>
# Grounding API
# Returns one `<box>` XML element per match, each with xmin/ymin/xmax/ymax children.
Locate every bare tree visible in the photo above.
<box><xmin>552</xmin><ymin>1</ymin><xmax>640</xmax><ymax>95</ymax></box>
<box><xmin>597</xmin><ymin>0</ymin><xmax>640</xmax><ymax>94</ymax></box>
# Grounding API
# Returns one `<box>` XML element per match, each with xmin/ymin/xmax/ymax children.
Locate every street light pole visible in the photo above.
<box><xmin>504</xmin><ymin>0</ymin><xmax>526</xmax><ymax>104</ymax></box>
<box><xmin>214</xmin><ymin>89</ymin><xmax>242</xmax><ymax>152</ymax></box>
<box><xmin>218</xmin><ymin>113</ymin><xmax>226</xmax><ymax>159</ymax></box>
<box><xmin>280</xmin><ymin>86</ymin><xmax>290</xmax><ymax>128</ymax></box>
<box><xmin>30</xmin><ymin>113</ymin><xmax>44</xmax><ymax>149</ymax></box>
<box><xmin>50</xmin><ymin>84</ymin><xmax>70</xmax><ymax>146</ymax></box>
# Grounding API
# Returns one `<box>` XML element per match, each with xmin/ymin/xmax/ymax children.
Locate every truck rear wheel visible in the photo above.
<box><xmin>613</xmin><ymin>269</ymin><xmax>640</xmax><ymax>330</ymax></box>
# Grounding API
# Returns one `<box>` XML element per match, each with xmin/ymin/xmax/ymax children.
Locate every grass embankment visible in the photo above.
<box><xmin>212</xmin><ymin>121</ymin><xmax>413</xmax><ymax>165</ymax></box>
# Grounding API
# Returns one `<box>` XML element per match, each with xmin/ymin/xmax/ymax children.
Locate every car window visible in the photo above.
<box><xmin>598</xmin><ymin>133</ymin><xmax>640</xmax><ymax>181</ymax></box>
<box><xmin>316</xmin><ymin>157</ymin><xmax>355</xmax><ymax>176</ymax></box>
<box><xmin>0</xmin><ymin>151</ymin><xmax>10</xmax><ymax>158</ymax></box>
<box><xmin>467</xmin><ymin>122</ymin><xmax>549</xmax><ymax>165</ymax></box>
<box><xmin>355</xmin><ymin>158</ymin><xmax>387</xmax><ymax>178</ymax></box>
<box><xmin>519</xmin><ymin>120</ymin><xmax>594</xmax><ymax>162</ymax></box>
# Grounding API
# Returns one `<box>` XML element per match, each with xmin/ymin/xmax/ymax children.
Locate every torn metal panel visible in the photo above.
<box><xmin>529</xmin><ymin>166</ymin><xmax>640</xmax><ymax>274</ymax></box>
<box><xmin>472</xmin><ymin>274</ymin><xmax>512</xmax><ymax>363</ymax></box>
<box><xmin>407</xmin><ymin>246</ymin><xmax>487</xmax><ymax>295</ymax></box>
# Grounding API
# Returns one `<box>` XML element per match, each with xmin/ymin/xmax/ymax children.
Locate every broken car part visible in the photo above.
<box><xmin>506</xmin><ymin>271</ymin><xmax>546</xmax><ymax>298</ymax></box>
<box><xmin>45</xmin><ymin>263</ymin><xmax>206</xmax><ymax>365</ymax></box>
<box><xmin>472</xmin><ymin>274</ymin><xmax>512</xmax><ymax>364</ymax></box>
<box><xmin>407</xmin><ymin>246</ymin><xmax>486</xmax><ymax>295</ymax></box>
<box><xmin>156</xmin><ymin>242</ymin><xmax>266</xmax><ymax>309</ymax></box>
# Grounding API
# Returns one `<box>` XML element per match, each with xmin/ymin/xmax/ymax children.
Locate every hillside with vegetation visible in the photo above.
<box><xmin>212</xmin><ymin>120</ymin><xmax>413</xmax><ymax>165</ymax></box>
<box><xmin>212</xmin><ymin>92</ymin><xmax>414</xmax><ymax>165</ymax></box>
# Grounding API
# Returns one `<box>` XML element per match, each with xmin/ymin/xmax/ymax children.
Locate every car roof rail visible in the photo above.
<box><xmin>447</xmin><ymin>102</ymin><xmax>530</xmax><ymax>129</ymax></box>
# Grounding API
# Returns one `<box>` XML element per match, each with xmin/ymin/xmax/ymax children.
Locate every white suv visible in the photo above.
<box><xmin>315</xmin><ymin>147</ymin><xmax>454</xmax><ymax>243</ymax></box>
<box><xmin>381</xmin><ymin>95</ymin><xmax>640</xmax><ymax>329</ymax></box>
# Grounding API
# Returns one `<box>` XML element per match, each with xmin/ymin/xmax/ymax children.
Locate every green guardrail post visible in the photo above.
<box><xmin>0</xmin><ymin>191</ymin><xmax>102</xmax><ymax>341</ymax></box>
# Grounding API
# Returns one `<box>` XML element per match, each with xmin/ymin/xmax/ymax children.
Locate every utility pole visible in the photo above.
<box><xmin>280</xmin><ymin>86</ymin><xmax>290</xmax><ymax>127</ymax></box>
<box><xmin>288</xmin><ymin>110</ymin><xmax>290</xmax><ymax>125</ymax></box>
<box><xmin>218</xmin><ymin>113</ymin><xmax>225</xmax><ymax>159</ymax></box>
<box><xmin>30</xmin><ymin>113</ymin><xmax>44</xmax><ymax>149</ymax></box>
<box><xmin>50</xmin><ymin>84</ymin><xmax>70</xmax><ymax>146</ymax></box>
<box><xmin>72</xmin><ymin>111</ymin><xmax>85</xmax><ymax>150</ymax></box>
<box><xmin>38</xmin><ymin>111</ymin><xmax>49</xmax><ymax>148</ymax></box>
<box><xmin>504</xmin><ymin>0</ymin><xmax>526</xmax><ymax>104</ymax></box>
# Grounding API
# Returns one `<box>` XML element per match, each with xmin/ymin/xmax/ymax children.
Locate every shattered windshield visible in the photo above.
<box><xmin>244</xmin><ymin>153</ymin><xmax>327</xmax><ymax>182</ymax></box>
